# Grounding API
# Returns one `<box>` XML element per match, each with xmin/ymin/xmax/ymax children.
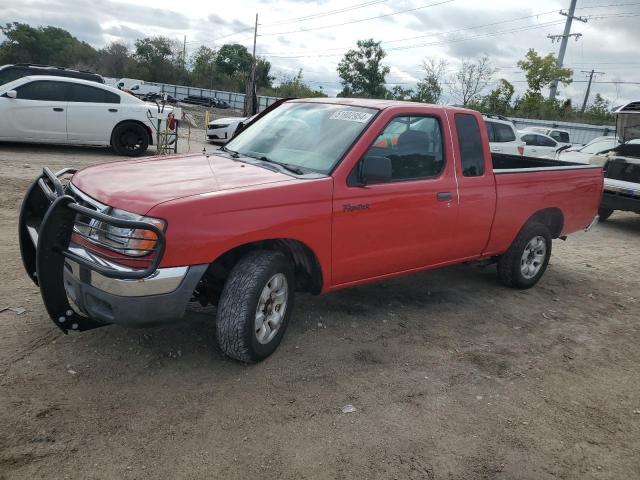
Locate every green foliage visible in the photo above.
<box><xmin>0</xmin><ymin>22</ymin><xmax>97</xmax><ymax>68</ymax></box>
<box><xmin>468</xmin><ymin>79</ymin><xmax>515</xmax><ymax>114</ymax></box>
<box><xmin>260</xmin><ymin>69</ymin><xmax>326</xmax><ymax>98</ymax></box>
<box><xmin>517</xmin><ymin>48</ymin><xmax>572</xmax><ymax>93</ymax></box>
<box><xmin>337</xmin><ymin>39</ymin><xmax>390</xmax><ymax>98</ymax></box>
<box><xmin>411</xmin><ymin>58</ymin><xmax>447</xmax><ymax>104</ymax></box>
<box><xmin>386</xmin><ymin>85</ymin><xmax>414</xmax><ymax>101</ymax></box>
<box><xmin>0</xmin><ymin>22</ymin><xmax>279</xmax><ymax>94</ymax></box>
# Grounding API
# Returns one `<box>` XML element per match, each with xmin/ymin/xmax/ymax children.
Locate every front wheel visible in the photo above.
<box><xmin>215</xmin><ymin>250</ymin><xmax>295</xmax><ymax>363</ymax></box>
<box><xmin>497</xmin><ymin>222</ymin><xmax>552</xmax><ymax>289</ymax></box>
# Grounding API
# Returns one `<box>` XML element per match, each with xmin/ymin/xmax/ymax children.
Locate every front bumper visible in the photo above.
<box><xmin>19</xmin><ymin>167</ymin><xmax>206</xmax><ymax>332</ymax></box>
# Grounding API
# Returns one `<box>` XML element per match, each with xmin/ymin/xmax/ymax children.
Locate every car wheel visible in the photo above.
<box><xmin>497</xmin><ymin>222</ymin><xmax>552</xmax><ymax>289</ymax></box>
<box><xmin>216</xmin><ymin>250</ymin><xmax>295</xmax><ymax>363</ymax></box>
<box><xmin>598</xmin><ymin>207</ymin><xmax>613</xmax><ymax>222</ymax></box>
<box><xmin>112</xmin><ymin>122</ymin><xmax>150</xmax><ymax>157</ymax></box>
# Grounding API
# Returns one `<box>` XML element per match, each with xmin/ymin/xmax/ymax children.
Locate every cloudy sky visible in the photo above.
<box><xmin>3</xmin><ymin>0</ymin><xmax>640</xmax><ymax>105</ymax></box>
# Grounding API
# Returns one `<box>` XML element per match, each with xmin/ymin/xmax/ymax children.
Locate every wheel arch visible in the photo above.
<box><xmin>525</xmin><ymin>207</ymin><xmax>564</xmax><ymax>239</ymax></box>
<box><xmin>197</xmin><ymin>238</ymin><xmax>324</xmax><ymax>306</ymax></box>
<box><xmin>110</xmin><ymin>119</ymin><xmax>154</xmax><ymax>147</ymax></box>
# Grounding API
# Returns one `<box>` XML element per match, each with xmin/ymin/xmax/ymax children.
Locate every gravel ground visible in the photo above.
<box><xmin>0</xmin><ymin>142</ymin><xmax>639</xmax><ymax>480</ymax></box>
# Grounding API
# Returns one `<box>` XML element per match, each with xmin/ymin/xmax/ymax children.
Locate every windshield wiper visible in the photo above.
<box><xmin>219</xmin><ymin>145</ymin><xmax>239</xmax><ymax>158</ymax></box>
<box><xmin>258</xmin><ymin>156</ymin><xmax>305</xmax><ymax>175</ymax></box>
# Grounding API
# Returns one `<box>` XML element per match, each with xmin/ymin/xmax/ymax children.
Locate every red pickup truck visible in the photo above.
<box><xmin>20</xmin><ymin>98</ymin><xmax>603</xmax><ymax>363</ymax></box>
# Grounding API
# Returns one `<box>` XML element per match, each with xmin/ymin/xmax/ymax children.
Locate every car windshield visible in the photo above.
<box><xmin>225</xmin><ymin>102</ymin><xmax>377</xmax><ymax>174</ymax></box>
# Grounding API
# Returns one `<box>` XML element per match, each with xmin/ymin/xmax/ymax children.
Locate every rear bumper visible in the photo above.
<box><xmin>601</xmin><ymin>190</ymin><xmax>640</xmax><ymax>214</ymax></box>
<box><xmin>19</xmin><ymin>167</ymin><xmax>206</xmax><ymax>332</ymax></box>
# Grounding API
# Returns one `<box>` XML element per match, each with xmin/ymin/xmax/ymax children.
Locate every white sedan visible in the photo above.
<box><xmin>207</xmin><ymin>116</ymin><xmax>252</xmax><ymax>144</ymax></box>
<box><xmin>519</xmin><ymin>131</ymin><xmax>563</xmax><ymax>159</ymax></box>
<box><xmin>0</xmin><ymin>75</ymin><xmax>175</xmax><ymax>156</ymax></box>
<box><xmin>556</xmin><ymin>136</ymin><xmax>619</xmax><ymax>164</ymax></box>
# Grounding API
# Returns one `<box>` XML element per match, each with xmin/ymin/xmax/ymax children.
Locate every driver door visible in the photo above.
<box><xmin>331</xmin><ymin>114</ymin><xmax>459</xmax><ymax>286</ymax></box>
<box><xmin>2</xmin><ymin>80</ymin><xmax>68</xmax><ymax>142</ymax></box>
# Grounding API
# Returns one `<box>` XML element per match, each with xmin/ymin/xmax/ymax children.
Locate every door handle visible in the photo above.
<box><xmin>108</xmin><ymin>108</ymin><xmax>118</xmax><ymax>112</ymax></box>
<box><xmin>53</xmin><ymin>107</ymin><xmax>64</xmax><ymax>112</ymax></box>
<box><xmin>437</xmin><ymin>192</ymin><xmax>452</xmax><ymax>202</ymax></box>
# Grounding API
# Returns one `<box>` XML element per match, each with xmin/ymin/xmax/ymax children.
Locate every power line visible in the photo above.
<box><xmin>260</xmin><ymin>0</ymin><xmax>390</xmax><ymax>26</ymax></box>
<box><xmin>257</xmin><ymin>0</ymin><xmax>454</xmax><ymax>37</ymax></box>
<box><xmin>258</xmin><ymin>19</ymin><xmax>567</xmax><ymax>58</ymax></box>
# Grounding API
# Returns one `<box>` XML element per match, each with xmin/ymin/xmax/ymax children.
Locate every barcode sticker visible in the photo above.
<box><xmin>329</xmin><ymin>110</ymin><xmax>373</xmax><ymax>123</ymax></box>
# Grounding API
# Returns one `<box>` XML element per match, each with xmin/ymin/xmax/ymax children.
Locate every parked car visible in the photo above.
<box><xmin>19</xmin><ymin>98</ymin><xmax>603</xmax><ymax>363</ymax></box>
<box><xmin>556</xmin><ymin>136</ymin><xmax>619</xmax><ymax>164</ymax></box>
<box><xmin>142</xmin><ymin>92</ymin><xmax>178</xmax><ymax>105</ymax></box>
<box><xmin>527</xmin><ymin>126</ymin><xmax>571</xmax><ymax>144</ymax></box>
<box><xmin>483</xmin><ymin>114</ymin><xmax>525</xmax><ymax>156</ymax></box>
<box><xmin>207</xmin><ymin>116</ymin><xmax>248</xmax><ymax>143</ymax></box>
<box><xmin>0</xmin><ymin>63</ymin><xmax>104</xmax><ymax>87</ymax></box>
<box><xmin>181</xmin><ymin>95</ymin><xmax>230</xmax><ymax>108</ymax></box>
<box><xmin>0</xmin><ymin>75</ymin><xmax>175</xmax><ymax>156</ymax></box>
<box><xmin>590</xmin><ymin>101</ymin><xmax>640</xmax><ymax>221</ymax></box>
<box><xmin>519</xmin><ymin>131</ymin><xmax>562</xmax><ymax>158</ymax></box>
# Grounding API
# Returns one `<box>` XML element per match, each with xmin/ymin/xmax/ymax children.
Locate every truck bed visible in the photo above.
<box><xmin>492</xmin><ymin>153</ymin><xmax>593</xmax><ymax>172</ymax></box>
<box><xmin>482</xmin><ymin>153</ymin><xmax>604</xmax><ymax>257</ymax></box>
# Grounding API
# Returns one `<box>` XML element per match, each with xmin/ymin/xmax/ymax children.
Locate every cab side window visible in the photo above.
<box><xmin>15</xmin><ymin>81</ymin><xmax>69</xmax><ymax>101</ymax></box>
<box><xmin>16</xmin><ymin>80</ymin><xmax>68</xmax><ymax>102</ymax></box>
<box><xmin>362</xmin><ymin>116</ymin><xmax>444</xmax><ymax>182</ymax></box>
<box><xmin>455</xmin><ymin>113</ymin><xmax>485</xmax><ymax>177</ymax></box>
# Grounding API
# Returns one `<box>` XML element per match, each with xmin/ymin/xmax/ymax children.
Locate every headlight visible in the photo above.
<box><xmin>77</xmin><ymin>208</ymin><xmax>166</xmax><ymax>257</ymax></box>
<box><xmin>208</xmin><ymin>124</ymin><xmax>229</xmax><ymax>130</ymax></box>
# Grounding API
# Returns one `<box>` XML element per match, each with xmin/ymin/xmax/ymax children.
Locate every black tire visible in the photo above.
<box><xmin>111</xmin><ymin>122</ymin><xmax>150</xmax><ymax>157</ymax></box>
<box><xmin>598</xmin><ymin>207</ymin><xmax>614</xmax><ymax>222</ymax></box>
<box><xmin>216</xmin><ymin>250</ymin><xmax>295</xmax><ymax>363</ymax></box>
<box><xmin>497</xmin><ymin>222</ymin><xmax>552</xmax><ymax>289</ymax></box>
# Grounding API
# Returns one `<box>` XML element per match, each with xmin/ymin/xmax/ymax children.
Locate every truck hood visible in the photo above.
<box><xmin>71</xmin><ymin>153</ymin><xmax>295</xmax><ymax>214</ymax></box>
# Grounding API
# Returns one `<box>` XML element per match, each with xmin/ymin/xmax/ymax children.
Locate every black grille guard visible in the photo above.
<box><xmin>18</xmin><ymin>167</ymin><xmax>166</xmax><ymax>333</ymax></box>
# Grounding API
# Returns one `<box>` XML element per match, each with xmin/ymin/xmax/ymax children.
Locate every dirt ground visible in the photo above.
<box><xmin>0</xmin><ymin>140</ymin><xmax>639</xmax><ymax>480</ymax></box>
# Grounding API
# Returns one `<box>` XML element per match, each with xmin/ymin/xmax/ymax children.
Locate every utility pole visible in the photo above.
<box><xmin>547</xmin><ymin>0</ymin><xmax>588</xmax><ymax>101</ymax></box>
<box><xmin>182</xmin><ymin>35</ymin><xmax>187</xmax><ymax>72</ymax></box>
<box><xmin>244</xmin><ymin>13</ymin><xmax>259</xmax><ymax>116</ymax></box>
<box><xmin>580</xmin><ymin>69</ymin><xmax>605</xmax><ymax>112</ymax></box>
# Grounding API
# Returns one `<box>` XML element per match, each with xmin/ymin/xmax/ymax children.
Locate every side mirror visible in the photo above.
<box><xmin>4</xmin><ymin>90</ymin><xmax>17</xmax><ymax>99</ymax></box>
<box><xmin>359</xmin><ymin>155</ymin><xmax>392</xmax><ymax>185</ymax></box>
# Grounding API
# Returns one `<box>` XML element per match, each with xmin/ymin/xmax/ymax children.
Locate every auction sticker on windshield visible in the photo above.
<box><xmin>329</xmin><ymin>110</ymin><xmax>374</xmax><ymax>123</ymax></box>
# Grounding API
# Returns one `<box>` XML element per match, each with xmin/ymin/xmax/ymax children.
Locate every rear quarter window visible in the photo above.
<box><xmin>455</xmin><ymin>113</ymin><xmax>485</xmax><ymax>177</ymax></box>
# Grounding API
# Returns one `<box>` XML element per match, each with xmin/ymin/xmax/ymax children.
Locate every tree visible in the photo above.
<box><xmin>261</xmin><ymin>69</ymin><xmax>326</xmax><ymax>98</ymax></box>
<box><xmin>386</xmin><ymin>85</ymin><xmax>414</xmax><ymax>101</ymax></box>
<box><xmin>97</xmin><ymin>42</ymin><xmax>133</xmax><ymax>78</ymax></box>
<box><xmin>469</xmin><ymin>79</ymin><xmax>515</xmax><ymax>114</ymax></box>
<box><xmin>412</xmin><ymin>57</ymin><xmax>447</xmax><ymax>104</ymax></box>
<box><xmin>588</xmin><ymin>93</ymin><xmax>610</xmax><ymax>117</ymax></box>
<box><xmin>449</xmin><ymin>56</ymin><xmax>495</xmax><ymax>106</ymax></box>
<box><xmin>337</xmin><ymin>39</ymin><xmax>390</xmax><ymax>98</ymax></box>
<box><xmin>517</xmin><ymin>49</ymin><xmax>572</xmax><ymax>94</ymax></box>
<box><xmin>134</xmin><ymin>36</ymin><xmax>181</xmax><ymax>83</ymax></box>
<box><xmin>215</xmin><ymin>44</ymin><xmax>252</xmax><ymax>77</ymax></box>
<box><xmin>190</xmin><ymin>46</ymin><xmax>217</xmax><ymax>87</ymax></box>
<box><xmin>0</xmin><ymin>22</ymin><xmax>98</xmax><ymax>68</ymax></box>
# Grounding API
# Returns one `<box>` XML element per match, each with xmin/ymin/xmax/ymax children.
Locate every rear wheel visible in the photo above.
<box><xmin>112</xmin><ymin>122</ymin><xmax>149</xmax><ymax>157</ymax></box>
<box><xmin>598</xmin><ymin>207</ymin><xmax>614</xmax><ymax>222</ymax></box>
<box><xmin>215</xmin><ymin>251</ymin><xmax>295</xmax><ymax>363</ymax></box>
<box><xmin>498</xmin><ymin>222</ymin><xmax>552</xmax><ymax>289</ymax></box>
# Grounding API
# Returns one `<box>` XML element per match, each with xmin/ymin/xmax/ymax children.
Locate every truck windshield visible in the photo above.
<box><xmin>225</xmin><ymin>102</ymin><xmax>377</xmax><ymax>174</ymax></box>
